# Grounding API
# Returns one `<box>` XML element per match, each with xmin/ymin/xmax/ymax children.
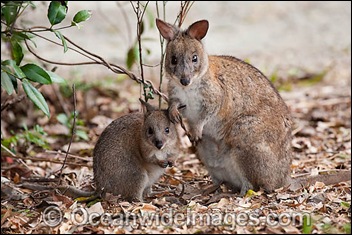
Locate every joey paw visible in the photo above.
<box><xmin>167</xmin><ymin>160</ymin><xmax>173</xmax><ymax>167</ymax></box>
<box><xmin>158</xmin><ymin>160</ymin><xmax>169</xmax><ymax>168</ymax></box>
<box><xmin>168</xmin><ymin>105</ymin><xmax>182</xmax><ymax>124</ymax></box>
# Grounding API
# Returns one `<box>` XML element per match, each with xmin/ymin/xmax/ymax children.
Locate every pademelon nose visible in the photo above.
<box><xmin>155</xmin><ymin>140</ymin><xmax>163</xmax><ymax>149</ymax></box>
<box><xmin>180</xmin><ymin>78</ymin><xmax>190</xmax><ymax>86</ymax></box>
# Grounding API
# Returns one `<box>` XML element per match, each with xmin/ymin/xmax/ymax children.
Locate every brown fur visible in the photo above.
<box><xmin>21</xmin><ymin>101</ymin><xmax>179</xmax><ymax>202</ymax></box>
<box><xmin>93</xmin><ymin>99</ymin><xmax>178</xmax><ymax>201</ymax></box>
<box><xmin>156</xmin><ymin>19</ymin><xmax>351</xmax><ymax>195</ymax></box>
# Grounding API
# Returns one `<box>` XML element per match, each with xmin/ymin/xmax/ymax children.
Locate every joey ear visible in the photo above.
<box><xmin>187</xmin><ymin>20</ymin><xmax>209</xmax><ymax>40</ymax></box>
<box><xmin>139</xmin><ymin>98</ymin><xmax>155</xmax><ymax>113</ymax></box>
<box><xmin>156</xmin><ymin>18</ymin><xmax>177</xmax><ymax>41</ymax></box>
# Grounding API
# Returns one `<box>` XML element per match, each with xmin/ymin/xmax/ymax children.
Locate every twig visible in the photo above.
<box><xmin>58</xmin><ymin>84</ymin><xmax>77</xmax><ymax>181</ymax></box>
<box><xmin>9</xmin><ymin>25</ymin><xmax>73</xmax><ymax>34</ymax></box>
<box><xmin>3</xmin><ymin>154</ymin><xmax>89</xmax><ymax>167</ymax></box>
<box><xmin>1</xmin><ymin>94</ymin><xmax>26</xmax><ymax>112</ymax></box>
<box><xmin>45</xmin><ymin>150</ymin><xmax>90</xmax><ymax>161</ymax></box>
<box><xmin>163</xmin><ymin>173</ymin><xmax>186</xmax><ymax>198</ymax></box>
<box><xmin>29</xmin><ymin>31</ymin><xmax>98</xmax><ymax>62</ymax></box>
<box><xmin>1</xmin><ymin>143</ymin><xmax>39</xmax><ymax>177</ymax></box>
<box><xmin>21</xmin><ymin>177</ymin><xmax>59</xmax><ymax>183</ymax></box>
<box><xmin>23</xmin><ymin>33</ymin><xmax>169</xmax><ymax>102</ymax></box>
<box><xmin>137</xmin><ymin>2</ymin><xmax>146</xmax><ymax>101</ymax></box>
<box><xmin>132</xmin><ymin>1</ymin><xmax>150</xmax><ymax>101</ymax></box>
<box><xmin>156</xmin><ymin>1</ymin><xmax>166</xmax><ymax>108</ymax></box>
<box><xmin>1</xmin><ymin>144</ymin><xmax>16</xmax><ymax>157</ymax></box>
<box><xmin>163</xmin><ymin>173</ymin><xmax>186</xmax><ymax>184</ymax></box>
<box><xmin>1</xmin><ymin>84</ymin><xmax>43</xmax><ymax>112</ymax></box>
<box><xmin>291</xmin><ymin>169</ymin><xmax>351</xmax><ymax>178</ymax></box>
<box><xmin>175</xmin><ymin>1</ymin><xmax>195</xmax><ymax>27</ymax></box>
<box><xmin>4</xmin><ymin>1</ymin><xmax>23</xmax><ymax>36</ymax></box>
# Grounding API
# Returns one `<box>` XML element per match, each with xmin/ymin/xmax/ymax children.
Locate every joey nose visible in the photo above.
<box><xmin>155</xmin><ymin>140</ymin><xmax>163</xmax><ymax>149</ymax></box>
<box><xmin>180</xmin><ymin>78</ymin><xmax>190</xmax><ymax>86</ymax></box>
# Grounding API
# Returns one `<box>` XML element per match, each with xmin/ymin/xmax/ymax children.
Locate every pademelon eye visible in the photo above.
<box><xmin>147</xmin><ymin>127</ymin><xmax>154</xmax><ymax>135</ymax></box>
<box><xmin>165</xmin><ymin>127</ymin><xmax>170</xmax><ymax>134</ymax></box>
<box><xmin>171</xmin><ymin>56</ymin><xmax>177</xmax><ymax>65</ymax></box>
<box><xmin>192</xmin><ymin>55</ymin><xmax>198</xmax><ymax>63</ymax></box>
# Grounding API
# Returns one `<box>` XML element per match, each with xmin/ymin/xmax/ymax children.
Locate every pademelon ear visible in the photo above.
<box><xmin>187</xmin><ymin>20</ymin><xmax>209</xmax><ymax>40</ymax></box>
<box><xmin>139</xmin><ymin>98</ymin><xmax>155</xmax><ymax>114</ymax></box>
<box><xmin>156</xmin><ymin>18</ymin><xmax>178</xmax><ymax>41</ymax></box>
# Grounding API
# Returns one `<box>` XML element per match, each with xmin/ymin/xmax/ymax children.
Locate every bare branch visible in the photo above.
<box><xmin>58</xmin><ymin>84</ymin><xmax>77</xmax><ymax>181</ymax></box>
<box><xmin>22</xmin><ymin>30</ymin><xmax>168</xmax><ymax>102</ymax></box>
<box><xmin>1</xmin><ymin>83</ymin><xmax>43</xmax><ymax>112</ymax></box>
<box><xmin>175</xmin><ymin>1</ymin><xmax>195</xmax><ymax>27</ymax></box>
<box><xmin>3</xmin><ymin>154</ymin><xmax>90</xmax><ymax>167</ymax></box>
<box><xmin>156</xmin><ymin>1</ymin><xmax>167</xmax><ymax>108</ymax></box>
<box><xmin>136</xmin><ymin>1</ymin><xmax>147</xmax><ymax>101</ymax></box>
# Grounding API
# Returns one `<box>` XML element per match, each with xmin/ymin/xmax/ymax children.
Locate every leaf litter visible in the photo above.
<box><xmin>1</xmin><ymin>77</ymin><xmax>351</xmax><ymax>234</ymax></box>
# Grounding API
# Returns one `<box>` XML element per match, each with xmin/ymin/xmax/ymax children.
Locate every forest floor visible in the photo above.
<box><xmin>1</xmin><ymin>2</ymin><xmax>351</xmax><ymax>234</ymax></box>
<box><xmin>1</xmin><ymin>70</ymin><xmax>351</xmax><ymax>234</ymax></box>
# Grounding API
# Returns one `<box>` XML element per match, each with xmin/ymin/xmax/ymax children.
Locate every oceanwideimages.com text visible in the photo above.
<box><xmin>43</xmin><ymin>206</ymin><xmax>311</xmax><ymax>229</ymax></box>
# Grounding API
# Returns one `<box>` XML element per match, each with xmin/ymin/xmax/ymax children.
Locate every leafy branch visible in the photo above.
<box><xmin>23</xmin><ymin>31</ymin><xmax>168</xmax><ymax>101</ymax></box>
<box><xmin>1</xmin><ymin>1</ymin><xmax>92</xmax><ymax>117</ymax></box>
<box><xmin>1</xmin><ymin>1</ymin><xmax>168</xmax><ymax>118</ymax></box>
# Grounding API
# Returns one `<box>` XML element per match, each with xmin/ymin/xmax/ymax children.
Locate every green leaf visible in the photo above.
<box><xmin>57</xmin><ymin>113</ymin><xmax>69</xmax><ymax>125</ymax></box>
<box><xmin>70</xmin><ymin>21</ymin><xmax>80</xmax><ymax>29</ymax></box>
<box><xmin>10</xmin><ymin>73</ymin><xmax>18</xmax><ymax>92</ymax></box>
<box><xmin>1</xmin><ymin>64</ymin><xmax>13</xmax><ymax>74</ymax></box>
<box><xmin>52</xmin><ymin>29</ymin><xmax>68</xmax><ymax>52</ymax></box>
<box><xmin>1</xmin><ymin>71</ymin><xmax>15</xmax><ymax>95</ymax></box>
<box><xmin>23</xmin><ymin>128</ymin><xmax>49</xmax><ymax>149</ymax></box>
<box><xmin>21</xmin><ymin>64</ymin><xmax>52</xmax><ymax>84</ymax></box>
<box><xmin>28</xmin><ymin>2</ymin><xmax>37</xmax><ymax>8</ymax></box>
<box><xmin>12</xmin><ymin>31</ymin><xmax>32</xmax><ymax>41</ymax></box>
<box><xmin>76</xmin><ymin>129</ymin><xmax>88</xmax><ymax>141</ymax></box>
<box><xmin>344</xmin><ymin>223</ymin><xmax>351</xmax><ymax>234</ymax></box>
<box><xmin>46</xmin><ymin>70</ymin><xmax>67</xmax><ymax>84</ymax></box>
<box><xmin>72</xmin><ymin>10</ymin><xmax>91</xmax><ymax>24</ymax></box>
<box><xmin>126</xmin><ymin>45</ymin><xmax>139</xmax><ymax>69</ymax></box>
<box><xmin>302</xmin><ymin>215</ymin><xmax>313</xmax><ymax>234</ymax></box>
<box><xmin>2</xmin><ymin>60</ymin><xmax>26</xmax><ymax>78</ymax></box>
<box><xmin>12</xmin><ymin>63</ymin><xmax>26</xmax><ymax>79</ymax></box>
<box><xmin>22</xmin><ymin>79</ymin><xmax>50</xmax><ymax>117</ymax></box>
<box><xmin>2</xmin><ymin>3</ymin><xmax>19</xmax><ymax>26</ymax></box>
<box><xmin>12</xmin><ymin>32</ymin><xmax>37</xmax><ymax>48</ymax></box>
<box><xmin>10</xmin><ymin>40</ymin><xmax>24</xmax><ymax>65</ymax></box>
<box><xmin>147</xmin><ymin>91</ymin><xmax>154</xmax><ymax>100</ymax></box>
<box><xmin>47</xmin><ymin>1</ymin><xmax>67</xmax><ymax>26</ymax></box>
<box><xmin>340</xmin><ymin>201</ymin><xmax>350</xmax><ymax>209</ymax></box>
<box><xmin>2</xmin><ymin>62</ymin><xmax>21</xmax><ymax>92</ymax></box>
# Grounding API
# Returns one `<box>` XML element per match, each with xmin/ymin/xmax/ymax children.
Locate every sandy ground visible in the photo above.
<box><xmin>2</xmin><ymin>1</ymin><xmax>351</xmax><ymax>88</ymax></box>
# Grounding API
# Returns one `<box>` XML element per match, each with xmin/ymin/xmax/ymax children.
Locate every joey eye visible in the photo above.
<box><xmin>192</xmin><ymin>55</ymin><xmax>198</xmax><ymax>63</ymax></box>
<box><xmin>165</xmin><ymin>127</ymin><xmax>170</xmax><ymax>134</ymax></box>
<box><xmin>171</xmin><ymin>56</ymin><xmax>177</xmax><ymax>65</ymax></box>
<box><xmin>147</xmin><ymin>127</ymin><xmax>154</xmax><ymax>135</ymax></box>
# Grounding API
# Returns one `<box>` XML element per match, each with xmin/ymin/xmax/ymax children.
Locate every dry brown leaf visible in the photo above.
<box><xmin>132</xmin><ymin>203</ymin><xmax>158</xmax><ymax>214</ymax></box>
<box><xmin>61</xmin><ymin>142</ymin><xmax>94</xmax><ymax>154</ymax></box>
